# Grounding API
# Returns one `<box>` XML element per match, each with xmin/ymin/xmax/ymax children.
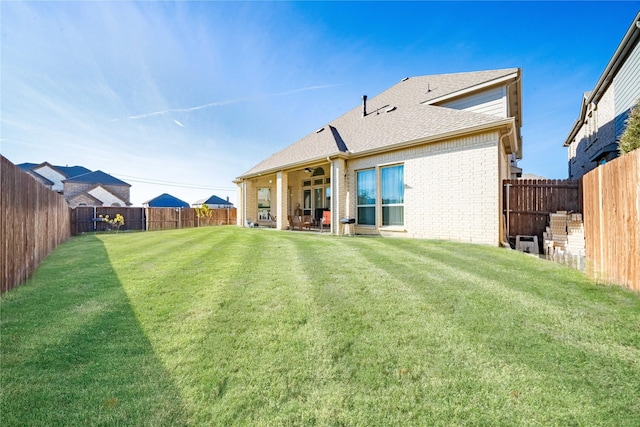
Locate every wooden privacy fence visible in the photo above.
<box><xmin>582</xmin><ymin>149</ymin><xmax>639</xmax><ymax>292</ymax></box>
<box><xmin>71</xmin><ymin>206</ymin><xmax>237</xmax><ymax>234</ymax></box>
<box><xmin>503</xmin><ymin>179</ymin><xmax>582</xmax><ymax>249</ymax></box>
<box><xmin>1</xmin><ymin>156</ymin><xmax>71</xmax><ymax>293</ymax></box>
<box><xmin>146</xmin><ymin>207</ymin><xmax>236</xmax><ymax>231</ymax></box>
<box><xmin>71</xmin><ymin>206</ymin><xmax>146</xmax><ymax>234</ymax></box>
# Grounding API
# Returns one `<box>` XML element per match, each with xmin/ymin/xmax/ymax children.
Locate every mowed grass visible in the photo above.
<box><xmin>1</xmin><ymin>227</ymin><xmax>639</xmax><ymax>426</ymax></box>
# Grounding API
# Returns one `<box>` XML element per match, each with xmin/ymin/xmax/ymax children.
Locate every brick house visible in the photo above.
<box><xmin>17</xmin><ymin>162</ymin><xmax>131</xmax><ymax>208</ymax></box>
<box><xmin>564</xmin><ymin>12</ymin><xmax>640</xmax><ymax>179</ymax></box>
<box><xmin>234</xmin><ymin>68</ymin><xmax>523</xmax><ymax>245</ymax></box>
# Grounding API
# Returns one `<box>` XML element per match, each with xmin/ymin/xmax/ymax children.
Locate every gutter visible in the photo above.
<box><xmin>351</xmin><ymin>118</ymin><xmax>517</xmax><ymax>159</ymax></box>
<box><xmin>506</xmin><ymin>69</ymin><xmax>523</xmax><ymax>159</ymax></box>
<box><xmin>237</xmin><ymin>153</ymin><xmax>349</xmax><ymax>181</ymax></box>
<box><xmin>237</xmin><ymin>118</ymin><xmax>516</xmax><ymax>180</ymax></box>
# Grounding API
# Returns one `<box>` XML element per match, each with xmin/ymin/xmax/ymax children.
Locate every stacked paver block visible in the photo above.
<box><xmin>544</xmin><ymin>211</ymin><xmax>585</xmax><ymax>269</ymax></box>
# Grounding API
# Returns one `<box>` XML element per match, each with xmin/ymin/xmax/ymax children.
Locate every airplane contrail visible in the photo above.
<box><xmin>114</xmin><ymin>84</ymin><xmax>342</xmax><ymax>121</ymax></box>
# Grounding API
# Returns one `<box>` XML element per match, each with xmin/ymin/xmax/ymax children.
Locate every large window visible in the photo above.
<box><xmin>356</xmin><ymin>164</ymin><xmax>404</xmax><ymax>227</ymax></box>
<box><xmin>381</xmin><ymin>165</ymin><xmax>404</xmax><ymax>226</ymax></box>
<box><xmin>301</xmin><ymin>170</ymin><xmax>330</xmax><ymax>218</ymax></box>
<box><xmin>257</xmin><ymin>188</ymin><xmax>271</xmax><ymax>220</ymax></box>
<box><xmin>357</xmin><ymin>169</ymin><xmax>376</xmax><ymax>225</ymax></box>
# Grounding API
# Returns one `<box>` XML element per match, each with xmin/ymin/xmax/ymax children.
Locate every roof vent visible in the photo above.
<box><xmin>386</xmin><ymin>106</ymin><xmax>397</xmax><ymax>113</ymax></box>
<box><xmin>362</xmin><ymin>95</ymin><xmax>367</xmax><ymax>117</ymax></box>
<box><xmin>316</xmin><ymin>127</ymin><xmax>324</xmax><ymax>133</ymax></box>
<box><xmin>401</xmin><ymin>77</ymin><xmax>409</xmax><ymax>82</ymax></box>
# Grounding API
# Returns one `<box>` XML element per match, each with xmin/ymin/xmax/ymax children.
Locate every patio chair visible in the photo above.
<box><xmin>301</xmin><ymin>215</ymin><xmax>312</xmax><ymax>230</ymax></box>
<box><xmin>288</xmin><ymin>215</ymin><xmax>298</xmax><ymax>230</ymax></box>
<box><xmin>321</xmin><ymin>210</ymin><xmax>331</xmax><ymax>232</ymax></box>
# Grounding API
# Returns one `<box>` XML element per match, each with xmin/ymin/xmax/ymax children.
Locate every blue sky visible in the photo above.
<box><xmin>1</xmin><ymin>1</ymin><xmax>638</xmax><ymax>206</ymax></box>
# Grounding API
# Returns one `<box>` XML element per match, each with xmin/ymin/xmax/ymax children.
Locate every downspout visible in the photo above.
<box><xmin>327</xmin><ymin>156</ymin><xmax>333</xmax><ymax>234</ymax></box>
<box><xmin>506</xmin><ymin>74</ymin><xmax>522</xmax><ymax>158</ymax></box>
<box><xmin>501</xmin><ymin>73</ymin><xmax>520</xmax><ymax>248</ymax></box>
<box><xmin>500</xmin><ymin>128</ymin><xmax>514</xmax><ymax>248</ymax></box>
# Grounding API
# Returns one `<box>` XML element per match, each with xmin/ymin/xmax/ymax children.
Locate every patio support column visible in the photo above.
<box><xmin>332</xmin><ymin>157</ymin><xmax>348</xmax><ymax>235</ymax></box>
<box><xmin>244</xmin><ymin>179</ymin><xmax>257</xmax><ymax>226</ymax></box>
<box><xmin>235</xmin><ymin>180</ymin><xmax>244</xmax><ymax>227</ymax></box>
<box><xmin>276</xmin><ymin>171</ymin><xmax>288</xmax><ymax>230</ymax></box>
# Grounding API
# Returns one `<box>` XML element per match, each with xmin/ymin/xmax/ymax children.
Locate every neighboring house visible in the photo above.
<box><xmin>192</xmin><ymin>195</ymin><xmax>234</xmax><ymax>209</ymax></box>
<box><xmin>143</xmin><ymin>193</ymin><xmax>190</xmax><ymax>208</ymax></box>
<box><xmin>564</xmin><ymin>12</ymin><xmax>640</xmax><ymax>179</ymax></box>
<box><xmin>17</xmin><ymin>162</ymin><xmax>131</xmax><ymax>208</ymax></box>
<box><xmin>235</xmin><ymin>68</ymin><xmax>523</xmax><ymax>245</ymax></box>
<box><xmin>17</xmin><ymin>162</ymin><xmax>91</xmax><ymax>191</ymax></box>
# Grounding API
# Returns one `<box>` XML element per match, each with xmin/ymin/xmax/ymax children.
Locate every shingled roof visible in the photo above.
<box><xmin>239</xmin><ymin>68</ymin><xmax>519</xmax><ymax>178</ymax></box>
<box><xmin>63</xmin><ymin>170</ymin><xmax>131</xmax><ymax>187</ymax></box>
<box><xmin>144</xmin><ymin>193</ymin><xmax>190</xmax><ymax>208</ymax></box>
<box><xmin>17</xmin><ymin>162</ymin><xmax>92</xmax><ymax>178</ymax></box>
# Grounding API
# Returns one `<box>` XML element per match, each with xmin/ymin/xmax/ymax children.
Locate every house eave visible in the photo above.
<box><xmin>422</xmin><ymin>71</ymin><xmax>520</xmax><ymax>106</ymax></box>
<box><xmin>236</xmin><ymin>152</ymin><xmax>350</xmax><ymax>181</ymax></box>
<box><xmin>348</xmin><ymin>119</ymin><xmax>517</xmax><ymax>160</ymax></box>
<box><xmin>564</xmin><ymin>11</ymin><xmax>640</xmax><ymax>147</ymax></box>
<box><xmin>236</xmin><ymin>120</ymin><xmax>517</xmax><ymax>181</ymax></box>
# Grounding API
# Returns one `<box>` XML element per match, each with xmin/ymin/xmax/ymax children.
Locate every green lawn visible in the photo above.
<box><xmin>1</xmin><ymin>227</ymin><xmax>639</xmax><ymax>426</ymax></box>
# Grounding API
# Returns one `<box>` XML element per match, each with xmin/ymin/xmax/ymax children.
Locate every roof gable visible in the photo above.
<box><xmin>87</xmin><ymin>184</ymin><xmax>128</xmax><ymax>206</ymax></box>
<box><xmin>67</xmin><ymin>191</ymin><xmax>103</xmax><ymax>206</ymax></box>
<box><xmin>204</xmin><ymin>195</ymin><xmax>233</xmax><ymax>206</ymax></box>
<box><xmin>28</xmin><ymin>162</ymin><xmax>92</xmax><ymax>178</ymax></box>
<box><xmin>144</xmin><ymin>193</ymin><xmax>190</xmax><ymax>208</ymax></box>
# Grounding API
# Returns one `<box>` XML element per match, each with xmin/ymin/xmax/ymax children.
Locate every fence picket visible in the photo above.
<box><xmin>583</xmin><ymin>149</ymin><xmax>639</xmax><ymax>291</ymax></box>
<box><xmin>1</xmin><ymin>156</ymin><xmax>71</xmax><ymax>293</ymax></box>
<box><xmin>69</xmin><ymin>206</ymin><xmax>237</xmax><ymax>233</ymax></box>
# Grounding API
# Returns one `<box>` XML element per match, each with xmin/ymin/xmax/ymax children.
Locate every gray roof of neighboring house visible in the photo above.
<box><xmin>239</xmin><ymin>68</ymin><xmax>519</xmax><ymax>178</ymax></box>
<box><xmin>63</xmin><ymin>170</ymin><xmax>131</xmax><ymax>187</ymax></box>
<box><xmin>144</xmin><ymin>193</ymin><xmax>190</xmax><ymax>208</ymax></box>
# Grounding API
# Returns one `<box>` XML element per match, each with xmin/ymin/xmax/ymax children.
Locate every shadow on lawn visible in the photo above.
<box><xmin>0</xmin><ymin>235</ymin><xmax>189</xmax><ymax>426</ymax></box>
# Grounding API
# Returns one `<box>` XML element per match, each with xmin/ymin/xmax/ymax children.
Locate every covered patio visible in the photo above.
<box><xmin>235</xmin><ymin>157</ymin><xmax>351</xmax><ymax>235</ymax></box>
